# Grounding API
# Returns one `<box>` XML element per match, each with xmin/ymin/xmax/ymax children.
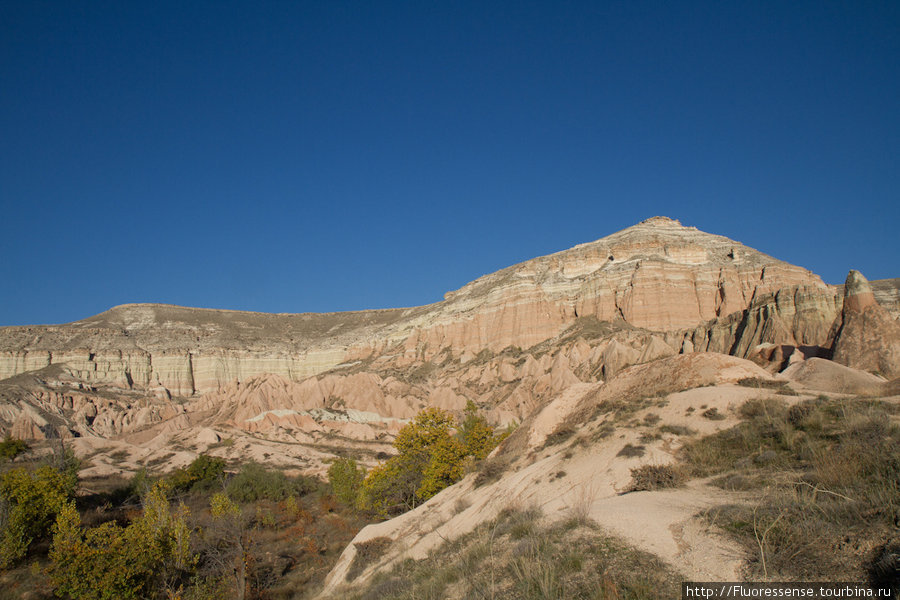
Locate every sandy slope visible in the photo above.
<box><xmin>318</xmin><ymin>353</ymin><xmax>788</xmax><ymax>597</ymax></box>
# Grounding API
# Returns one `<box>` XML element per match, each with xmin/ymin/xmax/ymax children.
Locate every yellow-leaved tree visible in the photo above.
<box><xmin>358</xmin><ymin>403</ymin><xmax>508</xmax><ymax>517</ymax></box>
<box><xmin>47</xmin><ymin>481</ymin><xmax>194</xmax><ymax>600</ymax></box>
<box><xmin>0</xmin><ymin>464</ymin><xmax>77</xmax><ymax>567</ymax></box>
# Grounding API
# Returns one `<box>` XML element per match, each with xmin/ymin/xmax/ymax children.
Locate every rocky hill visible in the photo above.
<box><xmin>4</xmin><ymin>217</ymin><xmax>889</xmax><ymax>395</ymax></box>
<box><xmin>1</xmin><ymin>216</ymin><xmax>898</xmax><ymax>593</ymax></box>
<box><xmin>1</xmin><ymin>217</ymin><xmax>898</xmax><ymax>451</ymax></box>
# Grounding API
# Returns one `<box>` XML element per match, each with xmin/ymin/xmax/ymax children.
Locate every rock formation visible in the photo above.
<box><xmin>0</xmin><ymin>217</ymin><xmax>897</xmax><ymax>445</ymax></box>
<box><xmin>831</xmin><ymin>270</ymin><xmax>900</xmax><ymax>378</ymax></box>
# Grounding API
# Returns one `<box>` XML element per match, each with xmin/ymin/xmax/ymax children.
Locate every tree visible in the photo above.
<box><xmin>168</xmin><ymin>455</ymin><xmax>226</xmax><ymax>493</ymax></box>
<box><xmin>359</xmin><ymin>405</ymin><xmax>507</xmax><ymax>517</ymax></box>
<box><xmin>0</xmin><ymin>464</ymin><xmax>76</xmax><ymax>567</ymax></box>
<box><xmin>203</xmin><ymin>492</ymin><xmax>256</xmax><ymax>600</ymax></box>
<box><xmin>47</xmin><ymin>481</ymin><xmax>194</xmax><ymax>600</ymax></box>
<box><xmin>458</xmin><ymin>400</ymin><xmax>505</xmax><ymax>460</ymax></box>
<box><xmin>357</xmin><ymin>454</ymin><xmax>423</xmax><ymax>517</ymax></box>
<box><xmin>0</xmin><ymin>436</ymin><xmax>29</xmax><ymax>461</ymax></box>
<box><xmin>327</xmin><ymin>457</ymin><xmax>365</xmax><ymax>505</ymax></box>
<box><xmin>393</xmin><ymin>407</ymin><xmax>458</xmax><ymax>459</ymax></box>
<box><xmin>417</xmin><ymin>435</ymin><xmax>467</xmax><ymax>500</ymax></box>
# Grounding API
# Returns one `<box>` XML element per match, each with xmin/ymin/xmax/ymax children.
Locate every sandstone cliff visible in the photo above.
<box><xmin>0</xmin><ymin>217</ymin><xmax>864</xmax><ymax>397</ymax></box>
<box><xmin>0</xmin><ymin>218</ymin><xmax>896</xmax><ymax>444</ymax></box>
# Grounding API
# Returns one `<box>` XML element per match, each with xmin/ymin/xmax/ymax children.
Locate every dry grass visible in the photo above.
<box><xmin>736</xmin><ymin>377</ymin><xmax>798</xmax><ymax>395</ymax></box>
<box><xmin>473</xmin><ymin>454</ymin><xmax>511</xmax><ymax>488</ymax></box>
<box><xmin>540</xmin><ymin>424</ymin><xmax>577</xmax><ymax>449</ymax></box>
<box><xmin>344</xmin><ymin>505</ymin><xmax>681</xmax><ymax>600</ymax></box>
<box><xmin>346</xmin><ymin>537</ymin><xmax>393</xmax><ymax>582</ymax></box>
<box><xmin>626</xmin><ymin>464</ymin><xmax>685</xmax><ymax>492</ymax></box>
<box><xmin>682</xmin><ymin>395</ymin><xmax>900</xmax><ymax>584</ymax></box>
<box><xmin>658</xmin><ymin>424</ymin><xmax>694</xmax><ymax>436</ymax></box>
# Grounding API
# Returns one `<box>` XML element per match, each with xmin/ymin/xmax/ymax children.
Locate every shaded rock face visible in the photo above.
<box><xmin>831</xmin><ymin>271</ymin><xmax>900</xmax><ymax>379</ymax></box>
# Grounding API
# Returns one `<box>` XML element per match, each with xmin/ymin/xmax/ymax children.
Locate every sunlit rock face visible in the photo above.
<box><xmin>0</xmin><ymin>217</ymin><xmax>897</xmax><ymax>444</ymax></box>
<box><xmin>831</xmin><ymin>270</ymin><xmax>900</xmax><ymax>379</ymax></box>
<box><xmin>374</xmin><ymin>216</ymin><xmax>839</xmax><ymax>361</ymax></box>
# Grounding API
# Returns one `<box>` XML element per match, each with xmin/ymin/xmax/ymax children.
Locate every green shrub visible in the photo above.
<box><xmin>226</xmin><ymin>462</ymin><xmax>312</xmax><ymax>503</ymax></box>
<box><xmin>167</xmin><ymin>455</ymin><xmax>225</xmax><ymax>493</ymax></box>
<box><xmin>48</xmin><ymin>482</ymin><xmax>193</xmax><ymax>600</ymax></box>
<box><xmin>328</xmin><ymin>457</ymin><xmax>366</xmax><ymax>505</ymax></box>
<box><xmin>0</xmin><ymin>436</ymin><xmax>29</xmax><ymax>460</ymax></box>
<box><xmin>0</xmin><ymin>464</ymin><xmax>77</xmax><ymax>567</ymax></box>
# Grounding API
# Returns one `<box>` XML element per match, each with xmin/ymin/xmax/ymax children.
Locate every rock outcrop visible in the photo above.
<box><xmin>831</xmin><ymin>270</ymin><xmax>900</xmax><ymax>378</ymax></box>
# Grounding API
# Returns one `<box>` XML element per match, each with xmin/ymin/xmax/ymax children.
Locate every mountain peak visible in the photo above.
<box><xmin>638</xmin><ymin>216</ymin><xmax>682</xmax><ymax>227</ymax></box>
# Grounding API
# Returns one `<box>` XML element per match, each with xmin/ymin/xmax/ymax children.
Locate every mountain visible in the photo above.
<box><xmin>4</xmin><ymin>217</ymin><xmax>885</xmax><ymax>394</ymax></box>
<box><xmin>2</xmin><ymin>216</ymin><xmax>898</xmax><ymax>594</ymax></box>
<box><xmin>0</xmin><ymin>216</ymin><xmax>897</xmax><ymax>449</ymax></box>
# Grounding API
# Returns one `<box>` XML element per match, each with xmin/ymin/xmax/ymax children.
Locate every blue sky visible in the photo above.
<box><xmin>1</xmin><ymin>1</ymin><xmax>898</xmax><ymax>326</ymax></box>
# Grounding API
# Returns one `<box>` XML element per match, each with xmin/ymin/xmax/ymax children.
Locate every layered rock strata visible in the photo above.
<box><xmin>1</xmin><ymin>217</ymin><xmax>861</xmax><ymax>400</ymax></box>
<box><xmin>831</xmin><ymin>271</ymin><xmax>900</xmax><ymax>378</ymax></box>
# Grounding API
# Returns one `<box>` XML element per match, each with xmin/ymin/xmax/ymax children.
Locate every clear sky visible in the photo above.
<box><xmin>1</xmin><ymin>1</ymin><xmax>898</xmax><ymax>326</ymax></box>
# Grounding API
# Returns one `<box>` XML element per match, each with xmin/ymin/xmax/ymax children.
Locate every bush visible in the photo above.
<box><xmin>48</xmin><ymin>482</ymin><xmax>193</xmax><ymax>600</ymax></box>
<box><xmin>328</xmin><ymin>457</ymin><xmax>366</xmax><ymax>505</ymax></box>
<box><xmin>167</xmin><ymin>455</ymin><xmax>225</xmax><ymax>493</ymax></box>
<box><xmin>701</xmin><ymin>407</ymin><xmax>726</xmax><ymax>420</ymax></box>
<box><xmin>626</xmin><ymin>464</ymin><xmax>685</xmax><ymax>492</ymax></box>
<box><xmin>226</xmin><ymin>462</ymin><xmax>312</xmax><ymax>503</ymax></box>
<box><xmin>0</xmin><ymin>464</ymin><xmax>77</xmax><ymax>567</ymax></box>
<box><xmin>0</xmin><ymin>436</ymin><xmax>29</xmax><ymax>460</ymax></box>
<box><xmin>616</xmin><ymin>444</ymin><xmax>646</xmax><ymax>458</ymax></box>
<box><xmin>346</xmin><ymin>537</ymin><xmax>392</xmax><ymax>581</ymax></box>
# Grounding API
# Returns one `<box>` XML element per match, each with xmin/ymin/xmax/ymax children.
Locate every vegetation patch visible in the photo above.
<box><xmin>226</xmin><ymin>461</ymin><xmax>317</xmax><ymax>503</ymax></box>
<box><xmin>736</xmin><ymin>377</ymin><xmax>798</xmax><ymax>395</ymax></box>
<box><xmin>681</xmin><ymin>395</ymin><xmax>900</xmax><ymax>582</ymax></box>
<box><xmin>354</xmin><ymin>403</ymin><xmax>509</xmax><ymax>517</ymax></box>
<box><xmin>344</xmin><ymin>506</ymin><xmax>681</xmax><ymax>600</ymax></box>
<box><xmin>540</xmin><ymin>424</ymin><xmax>577</xmax><ymax>449</ymax></box>
<box><xmin>0</xmin><ymin>436</ymin><xmax>29</xmax><ymax>461</ymax></box>
<box><xmin>473</xmin><ymin>453</ymin><xmax>511</xmax><ymax>488</ymax></box>
<box><xmin>0</xmin><ymin>447</ymin><xmax>371</xmax><ymax>599</ymax></box>
<box><xmin>616</xmin><ymin>443</ymin><xmax>646</xmax><ymax>458</ymax></box>
<box><xmin>701</xmin><ymin>407</ymin><xmax>726</xmax><ymax>420</ymax></box>
<box><xmin>626</xmin><ymin>464</ymin><xmax>685</xmax><ymax>492</ymax></box>
<box><xmin>346</xmin><ymin>537</ymin><xmax>393</xmax><ymax>582</ymax></box>
<box><xmin>659</xmin><ymin>424</ymin><xmax>694</xmax><ymax>436</ymax></box>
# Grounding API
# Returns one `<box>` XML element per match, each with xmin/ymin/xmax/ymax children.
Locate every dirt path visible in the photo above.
<box><xmin>588</xmin><ymin>482</ymin><xmax>746</xmax><ymax>581</ymax></box>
